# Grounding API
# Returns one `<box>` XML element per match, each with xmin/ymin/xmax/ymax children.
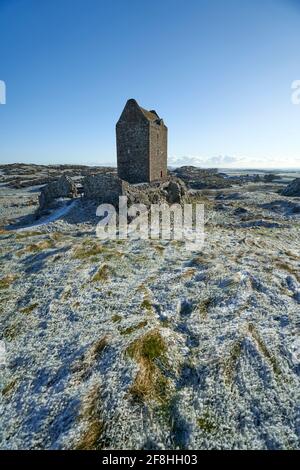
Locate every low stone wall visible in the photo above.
<box><xmin>82</xmin><ymin>173</ymin><xmax>187</xmax><ymax>207</ymax></box>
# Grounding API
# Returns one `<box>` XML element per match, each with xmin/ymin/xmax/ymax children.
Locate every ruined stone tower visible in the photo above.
<box><xmin>116</xmin><ymin>98</ymin><xmax>168</xmax><ymax>184</ymax></box>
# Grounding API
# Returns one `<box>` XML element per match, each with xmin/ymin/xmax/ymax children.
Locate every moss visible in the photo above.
<box><xmin>120</xmin><ymin>321</ymin><xmax>147</xmax><ymax>336</ymax></box>
<box><xmin>20</xmin><ymin>303</ymin><xmax>39</xmax><ymax>314</ymax></box>
<box><xmin>0</xmin><ymin>275</ymin><xmax>18</xmax><ymax>290</ymax></box>
<box><xmin>197</xmin><ymin>413</ymin><xmax>218</xmax><ymax>433</ymax></box>
<box><xmin>112</xmin><ymin>314</ymin><xmax>122</xmax><ymax>323</ymax></box>
<box><xmin>126</xmin><ymin>330</ymin><xmax>169</xmax><ymax>403</ymax></box>
<box><xmin>92</xmin><ymin>264</ymin><xmax>109</xmax><ymax>282</ymax></box>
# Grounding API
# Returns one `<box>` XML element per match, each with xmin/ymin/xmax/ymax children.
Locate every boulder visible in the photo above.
<box><xmin>164</xmin><ymin>179</ymin><xmax>187</xmax><ymax>204</ymax></box>
<box><xmin>39</xmin><ymin>175</ymin><xmax>78</xmax><ymax>209</ymax></box>
<box><xmin>282</xmin><ymin>178</ymin><xmax>300</xmax><ymax>197</ymax></box>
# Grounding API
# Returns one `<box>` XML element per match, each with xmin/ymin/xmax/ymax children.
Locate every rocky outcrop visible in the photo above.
<box><xmin>171</xmin><ymin>165</ymin><xmax>232</xmax><ymax>189</ymax></box>
<box><xmin>282</xmin><ymin>178</ymin><xmax>300</xmax><ymax>197</ymax></box>
<box><xmin>39</xmin><ymin>175</ymin><xmax>78</xmax><ymax>209</ymax></box>
<box><xmin>165</xmin><ymin>179</ymin><xmax>187</xmax><ymax>204</ymax></box>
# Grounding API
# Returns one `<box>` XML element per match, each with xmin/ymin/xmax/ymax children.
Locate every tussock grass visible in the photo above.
<box><xmin>0</xmin><ymin>274</ymin><xmax>18</xmax><ymax>290</ymax></box>
<box><xmin>181</xmin><ymin>268</ymin><xmax>197</xmax><ymax>279</ymax></box>
<box><xmin>92</xmin><ymin>264</ymin><xmax>109</xmax><ymax>282</ymax></box>
<box><xmin>4</xmin><ymin>322</ymin><xmax>21</xmax><ymax>341</ymax></box>
<box><xmin>224</xmin><ymin>340</ymin><xmax>242</xmax><ymax>386</ymax></box>
<box><xmin>248</xmin><ymin>324</ymin><xmax>281</xmax><ymax>376</ymax></box>
<box><xmin>140</xmin><ymin>298</ymin><xmax>154</xmax><ymax>313</ymax></box>
<box><xmin>111</xmin><ymin>314</ymin><xmax>122</xmax><ymax>323</ymax></box>
<box><xmin>276</xmin><ymin>261</ymin><xmax>300</xmax><ymax>282</ymax></box>
<box><xmin>26</xmin><ymin>239</ymin><xmax>54</xmax><ymax>253</ymax></box>
<box><xmin>126</xmin><ymin>329</ymin><xmax>169</xmax><ymax>403</ymax></box>
<box><xmin>20</xmin><ymin>303</ymin><xmax>39</xmax><ymax>314</ymax></box>
<box><xmin>72</xmin><ymin>243</ymin><xmax>104</xmax><ymax>259</ymax></box>
<box><xmin>50</xmin><ymin>232</ymin><xmax>64</xmax><ymax>241</ymax></box>
<box><xmin>75</xmin><ymin>384</ymin><xmax>104</xmax><ymax>450</ymax></box>
<box><xmin>2</xmin><ymin>378</ymin><xmax>18</xmax><ymax>397</ymax></box>
<box><xmin>197</xmin><ymin>412</ymin><xmax>218</xmax><ymax>433</ymax></box>
<box><xmin>72</xmin><ymin>336</ymin><xmax>108</xmax><ymax>381</ymax></box>
<box><xmin>15</xmin><ymin>231</ymin><xmax>43</xmax><ymax>239</ymax></box>
<box><xmin>197</xmin><ymin>298</ymin><xmax>212</xmax><ymax>318</ymax></box>
<box><xmin>120</xmin><ymin>321</ymin><xmax>148</xmax><ymax>336</ymax></box>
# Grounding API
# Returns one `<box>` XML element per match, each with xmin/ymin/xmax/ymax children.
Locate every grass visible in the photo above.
<box><xmin>92</xmin><ymin>264</ymin><xmax>109</xmax><ymax>282</ymax></box>
<box><xmin>180</xmin><ymin>268</ymin><xmax>197</xmax><ymax>279</ymax></box>
<box><xmin>120</xmin><ymin>321</ymin><xmax>148</xmax><ymax>336</ymax></box>
<box><xmin>0</xmin><ymin>274</ymin><xmax>18</xmax><ymax>290</ymax></box>
<box><xmin>15</xmin><ymin>231</ymin><xmax>43</xmax><ymax>239</ymax></box>
<box><xmin>75</xmin><ymin>384</ymin><xmax>104</xmax><ymax>450</ymax></box>
<box><xmin>4</xmin><ymin>322</ymin><xmax>21</xmax><ymax>341</ymax></box>
<box><xmin>72</xmin><ymin>336</ymin><xmax>108</xmax><ymax>381</ymax></box>
<box><xmin>111</xmin><ymin>314</ymin><xmax>122</xmax><ymax>323</ymax></box>
<box><xmin>197</xmin><ymin>412</ymin><xmax>218</xmax><ymax>434</ymax></box>
<box><xmin>197</xmin><ymin>298</ymin><xmax>212</xmax><ymax>318</ymax></box>
<box><xmin>224</xmin><ymin>340</ymin><xmax>242</xmax><ymax>386</ymax></box>
<box><xmin>72</xmin><ymin>243</ymin><xmax>104</xmax><ymax>260</ymax></box>
<box><xmin>20</xmin><ymin>303</ymin><xmax>39</xmax><ymax>314</ymax></box>
<box><xmin>248</xmin><ymin>323</ymin><xmax>281</xmax><ymax>376</ymax></box>
<box><xmin>2</xmin><ymin>378</ymin><xmax>18</xmax><ymax>397</ymax></box>
<box><xmin>126</xmin><ymin>329</ymin><xmax>169</xmax><ymax>403</ymax></box>
<box><xmin>276</xmin><ymin>261</ymin><xmax>300</xmax><ymax>282</ymax></box>
<box><xmin>140</xmin><ymin>298</ymin><xmax>154</xmax><ymax>313</ymax></box>
<box><xmin>25</xmin><ymin>239</ymin><xmax>54</xmax><ymax>253</ymax></box>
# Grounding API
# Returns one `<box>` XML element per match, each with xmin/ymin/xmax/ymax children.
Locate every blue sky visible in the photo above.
<box><xmin>0</xmin><ymin>0</ymin><xmax>299</xmax><ymax>168</ymax></box>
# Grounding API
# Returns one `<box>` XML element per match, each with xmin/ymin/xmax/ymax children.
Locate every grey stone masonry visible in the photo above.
<box><xmin>116</xmin><ymin>99</ymin><xmax>168</xmax><ymax>184</ymax></box>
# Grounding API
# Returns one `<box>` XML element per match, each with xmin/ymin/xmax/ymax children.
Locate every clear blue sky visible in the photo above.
<box><xmin>0</xmin><ymin>0</ymin><xmax>299</xmax><ymax>168</ymax></box>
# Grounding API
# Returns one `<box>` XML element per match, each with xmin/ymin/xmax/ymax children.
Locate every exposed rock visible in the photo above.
<box><xmin>39</xmin><ymin>175</ymin><xmax>78</xmax><ymax>209</ymax></box>
<box><xmin>171</xmin><ymin>165</ymin><xmax>232</xmax><ymax>189</ymax></box>
<box><xmin>282</xmin><ymin>178</ymin><xmax>300</xmax><ymax>197</ymax></box>
<box><xmin>164</xmin><ymin>179</ymin><xmax>187</xmax><ymax>204</ymax></box>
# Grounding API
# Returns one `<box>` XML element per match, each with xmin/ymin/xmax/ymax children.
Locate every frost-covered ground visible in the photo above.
<box><xmin>0</xmin><ymin>178</ymin><xmax>300</xmax><ymax>450</ymax></box>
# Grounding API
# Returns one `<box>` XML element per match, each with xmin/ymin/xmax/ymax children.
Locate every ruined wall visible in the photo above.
<box><xmin>149</xmin><ymin>121</ymin><xmax>168</xmax><ymax>181</ymax></box>
<box><xmin>83</xmin><ymin>173</ymin><xmax>129</xmax><ymax>205</ymax></box>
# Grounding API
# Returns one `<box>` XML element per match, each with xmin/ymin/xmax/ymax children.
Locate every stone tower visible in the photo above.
<box><xmin>116</xmin><ymin>98</ymin><xmax>168</xmax><ymax>184</ymax></box>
